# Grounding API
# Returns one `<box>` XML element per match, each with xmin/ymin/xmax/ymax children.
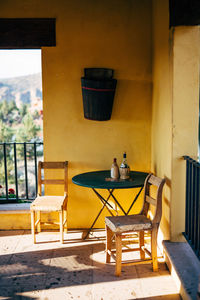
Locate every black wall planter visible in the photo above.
<box><xmin>81</xmin><ymin>68</ymin><xmax>117</xmax><ymax>121</ymax></box>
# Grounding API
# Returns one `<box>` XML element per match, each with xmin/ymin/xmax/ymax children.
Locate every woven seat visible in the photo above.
<box><xmin>105</xmin><ymin>173</ymin><xmax>165</xmax><ymax>276</ymax></box>
<box><xmin>30</xmin><ymin>161</ymin><xmax>68</xmax><ymax>244</ymax></box>
<box><xmin>105</xmin><ymin>214</ymin><xmax>152</xmax><ymax>233</ymax></box>
<box><xmin>31</xmin><ymin>196</ymin><xmax>66</xmax><ymax>211</ymax></box>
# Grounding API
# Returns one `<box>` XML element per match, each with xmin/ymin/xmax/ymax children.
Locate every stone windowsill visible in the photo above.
<box><xmin>0</xmin><ymin>203</ymin><xmax>31</xmax><ymax>214</ymax></box>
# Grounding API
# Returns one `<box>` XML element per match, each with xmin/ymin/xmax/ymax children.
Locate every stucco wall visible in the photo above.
<box><xmin>0</xmin><ymin>0</ymin><xmax>152</xmax><ymax>229</ymax></box>
<box><xmin>171</xmin><ymin>26</ymin><xmax>200</xmax><ymax>241</ymax></box>
<box><xmin>152</xmin><ymin>0</ymin><xmax>172</xmax><ymax>240</ymax></box>
<box><xmin>42</xmin><ymin>0</ymin><xmax>152</xmax><ymax>228</ymax></box>
<box><xmin>152</xmin><ymin>0</ymin><xmax>200</xmax><ymax>241</ymax></box>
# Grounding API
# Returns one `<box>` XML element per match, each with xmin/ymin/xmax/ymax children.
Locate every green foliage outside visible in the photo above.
<box><xmin>0</xmin><ymin>100</ymin><xmax>43</xmax><ymax>201</ymax></box>
<box><xmin>0</xmin><ymin>100</ymin><xmax>41</xmax><ymax>139</ymax></box>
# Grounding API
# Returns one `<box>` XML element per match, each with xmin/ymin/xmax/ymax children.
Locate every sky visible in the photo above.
<box><xmin>0</xmin><ymin>50</ymin><xmax>41</xmax><ymax>79</ymax></box>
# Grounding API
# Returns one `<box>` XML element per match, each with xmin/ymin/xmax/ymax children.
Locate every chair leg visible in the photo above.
<box><xmin>59</xmin><ymin>210</ymin><xmax>64</xmax><ymax>243</ymax></box>
<box><xmin>31</xmin><ymin>211</ymin><xmax>36</xmax><ymax>244</ymax></box>
<box><xmin>151</xmin><ymin>227</ymin><xmax>158</xmax><ymax>271</ymax></box>
<box><xmin>63</xmin><ymin>208</ymin><xmax>67</xmax><ymax>234</ymax></box>
<box><xmin>115</xmin><ymin>234</ymin><xmax>122</xmax><ymax>276</ymax></box>
<box><xmin>37</xmin><ymin>211</ymin><xmax>41</xmax><ymax>233</ymax></box>
<box><xmin>106</xmin><ymin>226</ymin><xmax>112</xmax><ymax>263</ymax></box>
<box><xmin>139</xmin><ymin>231</ymin><xmax>145</xmax><ymax>260</ymax></box>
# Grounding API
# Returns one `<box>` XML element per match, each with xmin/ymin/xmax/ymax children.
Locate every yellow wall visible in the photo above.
<box><xmin>152</xmin><ymin>0</ymin><xmax>172</xmax><ymax>240</ymax></box>
<box><xmin>0</xmin><ymin>0</ymin><xmax>152</xmax><ymax>228</ymax></box>
<box><xmin>1</xmin><ymin>1</ymin><xmax>199</xmax><ymax>240</ymax></box>
<box><xmin>42</xmin><ymin>0</ymin><xmax>152</xmax><ymax>228</ymax></box>
<box><xmin>152</xmin><ymin>0</ymin><xmax>200</xmax><ymax>241</ymax></box>
<box><xmin>0</xmin><ymin>213</ymin><xmax>30</xmax><ymax>230</ymax></box>
<box><xmin>171</xmin><ymin>26</ymin><xmax>200</xmax><ymax>240</ymax></box>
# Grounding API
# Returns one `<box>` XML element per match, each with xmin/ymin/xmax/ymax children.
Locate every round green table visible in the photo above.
<box><xmin>72</xmin><ymin>170</ymin><xmax>148</xmax><ymax>239</ymax></box>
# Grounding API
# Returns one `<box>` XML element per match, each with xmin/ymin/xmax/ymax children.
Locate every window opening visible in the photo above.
<box><xmin>0</xmin><ymin>49</ymin><xmax>43</xmax><ymax>203</ymax></box>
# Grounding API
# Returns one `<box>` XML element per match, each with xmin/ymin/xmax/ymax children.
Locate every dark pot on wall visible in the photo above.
<box><xmin>81</xmin><ymin>68</ymin><xmax>117</xmax><ymax>121</ymax></box>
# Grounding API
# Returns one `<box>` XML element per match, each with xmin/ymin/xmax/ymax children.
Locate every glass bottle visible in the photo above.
<box><xmin>111</xmin><ymin>158</ymin><xmax>119</xmax><ymax>179</ymax></box>
<box><xmin>119</xmin><ymin>152</ymin><xmax>130</xmax><ymax>179</ymax></box>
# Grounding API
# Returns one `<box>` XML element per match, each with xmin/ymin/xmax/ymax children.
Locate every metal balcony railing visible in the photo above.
<box><xmin>0</xmin><ymin>142</ymin><xmax>43</xmax><ymax>203</ymax></box>
<box><xmin>183</xmin><ymin>156</ymin><xmax>200</xmax><ymax>259</ymax></box>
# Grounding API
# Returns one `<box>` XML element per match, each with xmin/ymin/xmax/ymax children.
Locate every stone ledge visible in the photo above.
<box><xmin>0</xmin><ymin>203</ymin><xmax>31</xmax><ymax>214</ymax></box>
<box><xmin>163</xmin><ymin>240</ymin><xmax>200</xmax><ymax>300</ymax></box>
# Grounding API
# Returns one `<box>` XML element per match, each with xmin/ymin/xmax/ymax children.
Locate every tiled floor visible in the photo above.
<box><xmin>0</xmin><ymin>230</ymin><xmax>181</xmax><ymax>300</ymax></box>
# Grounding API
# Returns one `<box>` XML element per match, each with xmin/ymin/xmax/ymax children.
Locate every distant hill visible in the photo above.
<box><xmin>0</xmin><ymin>73</ymin><xmax>42</xmax><ymax>107</ymax></box>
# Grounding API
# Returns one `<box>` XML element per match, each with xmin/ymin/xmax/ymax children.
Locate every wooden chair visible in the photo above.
<box><xmin>30</xmin><ymin>161</ymin><xmax>68</xmax><ymax>244</ymax></box>
<box><xmin>105</xmin><ymin>173</ymin><xmax>165</xmax><ymax>276</ymax></box>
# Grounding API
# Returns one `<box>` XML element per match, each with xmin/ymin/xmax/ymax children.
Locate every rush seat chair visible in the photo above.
<box><xmin>105</xmin><ymin>173</ymin><xmax>165</xmax><ymax>276</ymax></box>
<box><xmin>30</xmin><ymin>161</ymin><xmax>68</xmax><ymax>244</ymax></box>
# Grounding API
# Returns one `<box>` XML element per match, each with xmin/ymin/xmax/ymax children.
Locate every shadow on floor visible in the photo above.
<box><xmin>0</xmin><ymin>231</ymin><xmax>179</xmax><ymax>299</ymax></box>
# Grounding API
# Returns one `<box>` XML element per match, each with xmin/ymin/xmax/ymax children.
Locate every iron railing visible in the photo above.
<box><xmin>183</xmin><ymin>156</ymin><xmax>200</xmax><ymax>259</ymax></box>
<box><xmin>0</xmin><ymin>142</ymin><xmax>43</xmax><ymax>203</ymax></box>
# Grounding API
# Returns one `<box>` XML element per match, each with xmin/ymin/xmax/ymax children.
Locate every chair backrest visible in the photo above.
<box><xmin>141</xmin><ymin>173</ymin><xmax>165</xmax><ymax>225</ymax></box>
<box><xmin>38</xmin><ymin>161</ymin><xmax>68</xmax><ymax>196</ymax></box>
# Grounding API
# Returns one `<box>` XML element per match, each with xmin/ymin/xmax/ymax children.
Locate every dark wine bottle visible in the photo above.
<box><xmin>119</xmin><ymin>152</ymin><xmax>130</xmax><ymax>179</ymax></box>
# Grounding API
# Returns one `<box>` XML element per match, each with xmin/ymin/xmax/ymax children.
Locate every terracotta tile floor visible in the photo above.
<box><xmin>0</xmin><ymin>230</ymin><xmax>181</xmax><ymax>300</ymax></box>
